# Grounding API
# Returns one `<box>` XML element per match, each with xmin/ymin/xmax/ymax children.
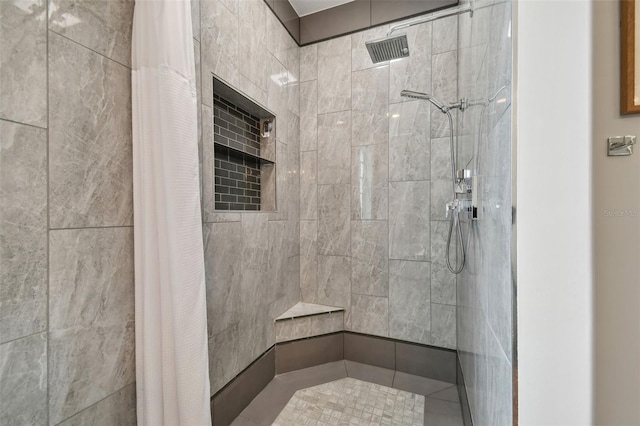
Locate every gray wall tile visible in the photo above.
<box><xmin>389</xmin><ymin>181</ymin><xmax>431</xmax><ymax>261</ymax></box>
<box><xmin>58</xmin><ymin>383</ymin><xmax>136</xmax><ymax>426</ymax></box>
<box><xmin>317</xmin><ymin>36</ymin><xmax>351</xmax><ymax>114</ymax></box>
<box><xmin>0</xmin><ymin>333</ymin><xmax>47</xmax><ymax>425</ymax></box>
<box><xmin>0</xmin><ymin>121</ymin><xmax>47</xmax><ymax>343</ymax></box>
<box><xmin>352</xmin><ymin>66</ymin><xmax>389</xmax><ymax>147</ymax></box>
<box><xmin>316</xmin><ymin>255</ymin><xmax>351</xmax><ymax>308</ymax></box>
<box><xmin>48</xmin><ymin>227</ymin><xmax>135</xmax><ymax>424</ymax></box>
<box><xmin>48</xmin><ymin>0</ymin><xmax>134</xmax><ymax>67</ymax></box>
<box><xmin>347</xmin><ymin>294</ymin><xmax>389</xmax><ymax>337</ymax></box>
<box><xmin>389</xmin><ymin>101</ymin><xmax>431</xmax><ymax>182</ymax></box>
<box><xmin>390</xmin><ymin>23</ymin><xmax>432</xmax><ymax>104</ymax></box>
<box><xmin>300</xmin><ymin>220</ymin><xmax>318</xmax><ymax>301</ymax></box>
<box><xmin>318</xmin><ymin>184</ymin><xmax>350</xmax><ymax>256</ymax></box>
<box><xmin>0</xmin><ymin>0</ymin><xmax>47</xmax><ymax>127</ymax></box>
<box><xmin>299</xmin><ymin>44</ymin><xmax>317</xmax><ymax>82</ymax></box>
<box><xmin>351</xmin><ymin>221</ymin><xmax>388</xmax><ymax>297</ymax></box>
<box><xmin>351</xmin><ymin>25</ymin><xmax>390</xmax><ymax>72</ymax></box>
<box><xmin>317</xmin><ymin>111</ymin><xmax>351</xmax><ymax>185</ymax></box>
<box><xmin>300</xmin><ymin>81</ymin><xmax>317</xmax><ymax>152</ymax></box>
<box><xmin>351</xmin><ymin>144</ymin><xmax>389</xmax><ymax>220</ymax></box>
<box><xmin>300</xmin><ymin>151</ymin><xmax>318</xmax><ymax>220</ymax></box>
<box><xmin>48</xmin><ymin>32</ymin><xmax>133</xmax><ymax>228</ymax></box>
<box><xmin>389</xmin><ymin>260</ymin><xmax>431</xmax><ymax>344</ymax></box>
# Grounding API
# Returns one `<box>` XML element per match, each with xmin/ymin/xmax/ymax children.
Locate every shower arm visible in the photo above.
<box><xmin>386</xmin><ymin>0</ymin><xmax>507</xmax><ymax>36</ymax></box>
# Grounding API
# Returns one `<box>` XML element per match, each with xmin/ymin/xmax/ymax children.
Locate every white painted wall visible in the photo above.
<box><xmin>515</xmin><ymin>1</ymin><xmax>593</xmax><ymax>424</ymax></box>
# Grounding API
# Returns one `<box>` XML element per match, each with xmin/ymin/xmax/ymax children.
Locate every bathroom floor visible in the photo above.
<box><xmin>229</xmin><ymin>360</ymin><xmax>464</xmax><ymax>426</ymax></box>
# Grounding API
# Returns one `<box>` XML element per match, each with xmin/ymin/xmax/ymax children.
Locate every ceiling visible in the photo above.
<box><xmin>287</xmin><ymin>0</ymin><xmax>356</xmax><ymax>17</ymax></box>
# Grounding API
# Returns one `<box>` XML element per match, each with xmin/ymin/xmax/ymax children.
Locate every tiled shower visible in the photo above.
<box><xmin>0</xmin><ymin>0</ymin><xmax>513</xmax><ymax>424</ymax></box>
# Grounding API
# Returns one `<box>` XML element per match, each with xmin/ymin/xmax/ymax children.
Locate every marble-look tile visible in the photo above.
<box><xmin>351</xmin><ymin>66</ymin><xmax>389</xmax><ymax>147</ymax></box>
<box><xmin>0</xmin><ymin>333</ymin><xmax>47</xmax><ymax>425</ymax></box>
<box><xmin>432</xmin><ymin>16</ymin><xmax>458</xmax><ymax>54</ymax></box>
<box><xmin>0</xmin><ymin>0</ymin><xmax>47</xmax><ymax>127</ymax></box>
<box><xmin>192</xmin><ymin>0</ymin><xmax>201</xmax><ymax>40</ymax></box>
<box><xmin>300</xmin><ymin>151</ymin><xmax>317</xmax><ymax>220</ymax></box>
<box><xmin>267</xmin><ymin>9</ymin><xmax>288</xmax><ymax>66</ymax></box>
<box><xmin>287</xmin><ymin>78</ymin><xmax>299</xmax><ymax>118</ymax></box>
<box><xmin>317</xmin><ymin>36</ymin><xmax>351</xmax><ymax>114</ymax></box>
<box><xmin>238</xmin><ymin>0</ymin><xmax>268</xmax><ymax>91</ymax></box>
<box><xmin>351</xmin><ymin>221</ymin><xmax>388</xmax><ymax>297</ymax></box>
<box><xmin>390</xmin><ymin>22</ymin><xmax>432</xmax><ymax>104</ymax></box>
<box><xmin>430</xmin><ymin>137</ymin><xmax>452</xmax><ymax>182</ymax></box>
<box><xmin>276</xmin><ymin>302</ymin><xmax>344</xmax><ymax>319</ymax></box>
<box><xmin>431</xmin><ymin>304</ymin><xmax>456</xmax><ymax>349</ymax></box>
<box><xmin>299</xmin><ymin>44</ymin><xmax>317</xmax><ymax>82</ymax></box>
<box><xmin>389</xmin><ymin>181</ymin><xmax>430</xmax><ymax>261</ymax></box>
<box><xmin>389</xmin><ymin>101</ymin><xmax>431</xmax><ymax>182</ymax></box>
<box><xmin>267</xmin><ymin>220</ymin><xmax>288</xmax><ymax>302</ymax></box>
<box><xmin>0</xmin><ymin>121</ymin><xmax>47</xmax><ymax>343</ymax></box>
<box><xmin>351</xmin><ymin>144</ymin><xmax>388</xmax><ymax>220</ymax></box>
<box><xmin>48</xmin><ymin>227</ymin><xmax>135</xmax><ymax>424</ymax></box>
<box><xmin>240</xmin><ymin>213</ymin><xmax>270</xmax><ymax>311</ymax></box>
<box><xmin>48</xmin><ymin>33</ymin><xmax>133</xmax><ymax>228</ymax></box>
<box><xmin>316</xmin><ymin>255</ymin><xmax>351</xmax><ymax>308</ymax></box>
<box><xmin>201</xmin><ymin>0</ymin><xmax>239</xmax><ymax>104</ymax></box>
<box><xmin>203</xmin><ymin>222</ymin><xmax>242</xmax><ymax>338</ymax></box>
<box><xmin>351</xmin><ymin>25</ymin><xmax>389</xmax><ymax>72</ymax></box>
<box><xmin>201</xmin><ymin>104</ymin><xmax>215</xmax><ymax>220</ymax></box>
<box><xmin>430</xmin><ymin>180</ymin><xmax>452</xmax><ymax>221</ymax></box>
<box><xmin>300</xmin><ymin>221</ymin><xmax>318</xmax><ymax>302</ymax></box>
<box><xmin>209</xmin><ymin>323</ymin><xmax>240</xmax><ymax>395</ymax></box>
<box><xmin>431</xmin><ymin>221</ymin><xmax>456</xmax><ymax>305</ymax></box>
<box><xmin>431</xmin><ymin>51</ymin><xmax>457</xmax><ymax>138</ymax></box>
<box><xmin>300</xmin><ymin>81</ymin><xmax>317</xmax><ymax>152</ymax></box>
<box><xmin>317</xmin><ymin>111</ymin><xmax>351</xmax><ymax>185</ymax></box>
<box><xmin>275</xmin><ymin>312</ymin><xmax>344</xmax><ymax>343</ymax></box>
<box><xmin>318</xmin><ymin>184</ymin><xmax>350</xmax><ymax>256</ymax></box>
<box><xmin>389</xmin><ymin>260</ymin><xmax>431</xmax><ymax>345</ymax></box>
<box><xmin>267</xmin><ymin>55</ymin><xmax>287</xmax><ymax>116</ymax></box>
<box><xmin>58</xmin><ymin>383</ymin><xmax>136</xmax><ymax>426</ymax></box>
<box><xmin>219</xmin><ymin>0</ymin><xmax>238</xmax><ymax>15</ymax></box>
<box><xmin>49</xmin><ymin>0</ymin><xmax>134</xmax><ymax>67</ymax></box>
<box><xmin>347</xmin><ymin>294</ymin><xmax>389</xmax><ymax>337</ymax></box>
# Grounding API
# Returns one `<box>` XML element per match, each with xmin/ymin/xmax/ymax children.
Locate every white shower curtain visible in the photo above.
<box><xmin>131</xmin><ymin>0</ymin><xmax>211</xmax><ymax>424</ymax></box>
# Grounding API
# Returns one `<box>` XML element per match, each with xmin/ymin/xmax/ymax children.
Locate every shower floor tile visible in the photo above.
<box><xmin>273</xmin><ymin>377</ymin><xmax>424</xmax><ymax>426</ymax></box>
<box><xmin>230</xmin><ymin>361</ymin><xmax>463</xmax><ymax>426</ymax></box>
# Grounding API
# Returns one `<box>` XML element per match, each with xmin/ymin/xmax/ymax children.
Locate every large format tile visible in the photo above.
<box><xmin>316</xmin><ymin>255</ymin><xmax>350</xmax><ymax>308</ymax></box>
<box><xmin>48</xmin><ymin>0</ymin><xmax>134</xmax><ymax>67</ymax></box>
<box><xmin>317</xmin><ymin>184</ymin><xmax>350</xmax><ymax>256</ymax></box>
<box><xmin>300</xmin><ymin>151</ymin><xmax>317</xmax><ymax>220</ymax></box>
<box><xmin>431</xmin><ymin>50</ymin><xmax>457</xmax><ymax>138</ymax></box>
<box><xmin>299</xmin><ymin>44</ymin><xmax>317</xmax><ymax>82</ymax></box>
<box><xmin>423</xmin><ymin>397</ymin><xmax>464</xmax><ymax>426</ymax></box>
<box><xmin>48</xmin><ymin>227</ymin><xmax>135</xmax><ymax>424</ymax></box>
<box><xmin>351</xmin><ymin>66</ymin><xmax>389</xmax><ymax>147</ymax></box>
<box><xmin>204</xmin><ymin>222</ymin><xmax>243</xmax><ymax>337</ymax></box>
<box><xmin>351</xmin><ymin>25</ymin><xmax>389</xmax><ymax>72</ymax></box>
<box><xmin>351</xmin><ymin>221</ymin><xmax>388</xmax><ymax>297</ymax></box>
<box><xmin>344</xmin><ymin>360</ymin><xmax>394</xmax><ymax>387</ymax></box>
<box><xmin>389</xmin><ymin>101</ymin><xmax>431</xmax><ymax>182</ymax></box>
<box><xmin>317</xmin><ymin>111</ymin><xmax>351</xmax><ymax>185</ymax></box>
<box><xmin>431</xmin><ymin>220</ymin><xmax>456</xmax><ymax>305</ymax></box>
<box><xmin>0</xmin><ymin>0</ymin><xmax>47</xmax><ymax>127</ymax></box>
<box><xmin>58</xmin><ymin>383</ymin><xmax>136</xmax><ymax>426</ymax></box>
<box><xmin>299</xmin><ymin>81</ymin><xmax>317</xmax><ymax>152</ymax></box>
<box><xmin>389</xmin><ymin>260</ymin><xmax>431</xmax><ymax>344</ymax></box>
<box><xmin>390</xmin><ymin>22</ymin><xmax>432</xmax><ymax>104</ymax></box>
<box><xmin>0</xmin><ymin>333</ymin><xmax>47</xmax><ymax>425</ymax></box>
<box><xmin>0</xmin><ymin>121</ymin><xmax>47</xmax><ymax>343</ymax></box>
<box><xmin>317</xmin><ymin>36</ymin><xmax>351</xmax><ymax>114</ymax></box>
<box><xmin>389</xmin><ymin>181</ymin><xmax>431</xmax><ymax>261</ymax></box>
<box><xmin>299</xmin><ymin>220</ymin><xmax>318</xmax><ymax>301</ymax></box>
<box><xmin>393</xmin><ymin>371</ymin><xmax>451</xmax><ymax>397</ymax></box>
<box><xmin>431</xmin><ymin>303</ymin><xmax>456</xmax><ymax>349</ymax></box>
<box><xmin>347</xmin><ymin>294</ymin><xmax>389</xmax><ymax>337</ymax></box>
<box><xmin>209</xmin><ymin>323</ymin><xmax>240</xmax><ymax>395</ymax></box>
<box><xmin>351</xmin><ymin>143</ymin><xmax>388</xmax><ymax>220</ymax></box>
<box><xmin>48</xmin><ymin>32</ymin><xmax>133</xmax><ymax>228</ymax></box>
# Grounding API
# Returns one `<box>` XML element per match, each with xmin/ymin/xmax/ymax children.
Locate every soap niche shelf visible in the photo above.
<box><xmin>212</xmin><ymin>76</ymin><xmax>276</xmax><ymax>212</ymax></box>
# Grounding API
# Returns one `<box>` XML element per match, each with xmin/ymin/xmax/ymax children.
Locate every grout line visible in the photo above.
<box><xmin>49</xmin><ymin>225</ymin><xmax>134</xmax><ymax>231</ymax></box>
<box><xmin>0</xmin><ymin>117</ymin><xmax>47</xmax><ymax>131</ymax></box>
<box><xmin>48</xmin><ymin>30</ymin><xmax>131</xmax><ymax>70</ymax></box>
<box><xmin>53</xmin><ymin>382</ymin><xmax>135</xmax><ymax>426</ymax></box>
<box><xmin>0</xmin><ymin>330</ymin><xmax>46</xmax><ymax>347</ymax></box>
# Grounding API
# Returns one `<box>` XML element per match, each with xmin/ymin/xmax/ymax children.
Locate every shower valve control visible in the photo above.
<box><xmin>455</xmin><ymin>169</ymin><xmax>473</xmax><ymax>194</ymax></box>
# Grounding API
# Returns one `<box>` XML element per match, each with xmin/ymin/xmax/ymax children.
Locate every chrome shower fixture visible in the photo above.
<box><xmin>400</xmin><ymin>90</ymin><xmax>466</xmax><ymax>114</ymax></box>
<box><xmin>365</xmin><ymin>33</ymin><xmax>409</xmax><ymax>63</ymax></box>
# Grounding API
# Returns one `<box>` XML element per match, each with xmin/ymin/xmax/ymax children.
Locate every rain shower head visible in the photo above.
<box><xmin>366</xmin><ymin>33</ymin><xmax>409</xmax><ymax>63</ymax></box>
<box><xmin>400</xmin><ymin>90</ymin><xmax>448</xmax><ymax>113</ymax></box>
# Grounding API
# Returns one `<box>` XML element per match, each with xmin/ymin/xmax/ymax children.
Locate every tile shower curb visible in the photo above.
<box><xmin>210</xmin><ymin>331</ymin><xmax>468</xmax><ymax>426</ymax></box>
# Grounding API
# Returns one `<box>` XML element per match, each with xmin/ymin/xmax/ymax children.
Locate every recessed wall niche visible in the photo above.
<box><xmin>212</xmin><ymin>77</ymin><xmax>276</xmax><ymax>211</ymax></box>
